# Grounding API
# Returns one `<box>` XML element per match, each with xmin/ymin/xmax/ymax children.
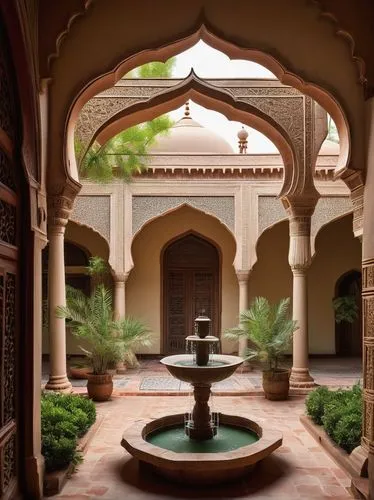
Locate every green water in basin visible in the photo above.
<box><xmin>173</xmin><ymin>360</ymin><xmax>229</xmax><ymax>367</ymax></box>
<box><xmin>146</xmin><ymin>424</ymin><xmax>258</xmax><ymax>453</ymax></box>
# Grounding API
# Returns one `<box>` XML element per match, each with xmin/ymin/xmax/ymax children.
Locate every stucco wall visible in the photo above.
<box><xmin>249</xmin><ymin>215</ymin><xmax>361</xmax><ymax>354</ymax></box>
<box><xmin>126</xmin><ymin>205</ymin><xmax>238</xmax><ymax>354</ymax></box>
<box><xmin>309</xmin><ymin>214</ymin><xmax>361</xmax><ymax>354</ymax></box>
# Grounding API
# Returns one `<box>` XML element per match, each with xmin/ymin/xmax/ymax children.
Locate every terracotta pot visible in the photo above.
<box><xmin>68</xmin><ymin>366</ymin><xmax>90</xmax><ymax>379</ymax></box>
<box><xmin>87</xmin><ymin>373</ymin><xmax>113</xmax><ymax>401</ymax></box>
<box><xmin>262</xmin><ymin>369</ymin><xmax>290</xmax><ymax>401</ymax></box>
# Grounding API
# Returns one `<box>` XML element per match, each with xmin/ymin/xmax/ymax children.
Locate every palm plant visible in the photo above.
<box><xmin>225</xmin><ymin>297</ymin><xmax>297</xmax><ymax>372</ymax></box>
<box><xmin>56</xmin><ymin>285</ymin><xmax>151</xmax><ymax>375</ymax></box>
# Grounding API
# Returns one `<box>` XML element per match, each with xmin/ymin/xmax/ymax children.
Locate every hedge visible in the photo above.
<box><xmin>305</xmin><ymin>384</ymin><xmax>362</xmax><ymax>453</ymax></box>
<box><xmin>41</xmin><ymin>392</ymin><xmax>96</xmax><ymax>472</ymax></box>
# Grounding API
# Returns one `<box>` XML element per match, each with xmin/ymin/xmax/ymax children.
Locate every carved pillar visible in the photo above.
<box><xmin>362</xmin><ymin>97</ymin><xmax>374</xmax><ymax>496</ymax></box>
<box><xmin>236</xmin><ymin>270</ymin><xmax>250</xmax><ymax>358</ymax></box>
<box><xmin>288</xmin><ymin>214</ymin><xmax>315</xmax><ymax>388</ymax></box>
<box><xmin>45</xmin><ymin>195</ymin><xmax>73</xmax><ymax>392</ymax></box>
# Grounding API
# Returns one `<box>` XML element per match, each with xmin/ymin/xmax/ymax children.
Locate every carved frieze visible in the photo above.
<box><xmin>70</xmin><ymin>195</ymin><xmax>111</xmax><ymax>241</ymax></box>
<box><xmin>132</xmin><ymin>196</ymin><xmax>235</xmax><ymax>235</ymax></box>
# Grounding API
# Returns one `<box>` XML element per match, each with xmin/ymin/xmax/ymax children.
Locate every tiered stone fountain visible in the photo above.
<box><xmin>121</xmin><ymin>314</ymin><xmax>282</xmax><ymax>485</ymax></box>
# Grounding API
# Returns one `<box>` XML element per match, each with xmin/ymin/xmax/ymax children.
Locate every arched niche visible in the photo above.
<box><xmin>126</xmin><ymin>204</ymin><xmax>237</xmax><ymax>354</ymax></box>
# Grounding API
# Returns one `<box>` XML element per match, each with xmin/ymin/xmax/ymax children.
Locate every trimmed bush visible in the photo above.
<box><xmin>305</xmin><ymin>384</ymin><xmax>362</xmax><ymax>454</ymax></box>
<box><xmin>305</xmin><ymin>386</ymin><xmax>333</xmax><ymax>425</ymax></box>
<box><xmin>41</xmin><ymin>393</ymin><xmax>96</xmax><ymax>472</ymax></box>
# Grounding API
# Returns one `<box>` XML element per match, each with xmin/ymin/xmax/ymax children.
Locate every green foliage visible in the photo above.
<box><xmin>306</xmin><ymin>384</ymin><xmax>362</xmax><ymax>453</ymax></box>
<box><xmin>56</xmin><ymin>275</ymin><xmax>151</xmax><ymax>374</ymax></box>
<box><xmin>333</xmin><ymin>295</ymin><xmax>359</xmax><ymax>324</ymax></box>
<box><xmin>80</xmin><ymin>115</ymin><xmax>173</xmax><ymax>183</ymax></box>
<box><xmin>41</xmin><ymin>393</ymin><xmax>96</xmax><ymax>472</ymax></box>
<box><xmin>305</xmin><ymin>386</ymin><xmax>334</xmax><ymax>425</ymax></box>
<box><xmin>125</xmin><ymin>57</ymin><xmax>176</xmax><ymax>78</ymax></box>
<box><xmin>225</xmin><ymin>297</ymin><xmax>297</xmax><ymax>371</ymax></box>
<box><xmin>86</xmin><ymin>256</ymin><xmax>108</xmax><ymax>278</ymax></box>
<box><xmin>77</xmin><ymin>58</ymin><xmax>176</xmax><ymax>183</ymax></box>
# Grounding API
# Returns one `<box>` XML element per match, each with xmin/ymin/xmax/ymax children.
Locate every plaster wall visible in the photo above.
<box><xmin>309</xmin><ymin>214</ymin><xmax>361</xmax><ymax>354</ymax></box>
<box><xmin>249</xmin><ymin>215</ymin><xmax>361</xmax><ymax>355</ymax></box>
<box><xmin>126</xmin><ymin>205</ymin><xmax>238</xmax><ymax>354</ymax></box>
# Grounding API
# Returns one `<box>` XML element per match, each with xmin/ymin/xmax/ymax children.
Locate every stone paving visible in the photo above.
<box><xmin>42</xmin><ymin>357</ymin><xmax>362</xmax><ymax>396</ymax></box>
<box><xmin>54</xmin><ymin>395</ymin><xmax>354</xmax><ymax>500</ymax></box>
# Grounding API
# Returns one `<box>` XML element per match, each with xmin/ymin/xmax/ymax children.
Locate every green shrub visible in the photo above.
<box><xmin>305</xmin><ymin>384</ymin><xmax>362</xmax><ymax>454</ymax></box>
<box><xmin>306</xmin><ymin>386</ymin><xmax>332</xmax><ymax>425</ymax></box>
<box><xmin>41</xmin><ymin>393</ymin><xmax>96</xmax><ymax>472</ymax></box>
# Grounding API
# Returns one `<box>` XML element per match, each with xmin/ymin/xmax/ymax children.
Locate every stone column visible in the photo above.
<box><xmin>113</xmin><ymin>272</ymin><xmax>128</xmax><ymax>320</ymax></box>
<box><xmin>236</xmin><ymin>270</ymin><xmax>250</xmax><ymax>358</ymax></box>
<box><xmin>113</xmin><ymin>272</ymin><xmax>128</xmax><ymax>373</ymax></box>
<box><xmin>45</xmin><ymin>196</ymin><xmax>72</xmax><ymax>392</ymax></box>
<box><xmin>288</xmin><ymin>215</ymin><xmax>314</xmax><ymax>388</ymax></box>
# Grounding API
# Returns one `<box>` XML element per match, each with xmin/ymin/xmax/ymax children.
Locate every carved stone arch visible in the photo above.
<box><xmin>311</xmin><ymin>209</ymin><xmax>354</xmax><ymax>257</ymax></box>
<box><xmin>79</xmin><ymin>73</ymin><xmax>300</xmax><ymax>195</ymax></box>
<box><xmin>61</xmin><ymin>16</ymin><xmax>358</xmax><ymax>190</ymax></box>
<box><xmin>129</xmin><ymin>202</ymin><xmax>237</xmax><ymax>276</ymax></box>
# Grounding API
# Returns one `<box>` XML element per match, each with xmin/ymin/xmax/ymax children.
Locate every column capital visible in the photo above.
<box><xmin>113</xmin><ymin>272</ymin><xmax>129</xmax><ymax>283</ymax></box>
<box><xmin>288</xmin><ymin>215</ymin><xmax>312</xmax><ymax>272</ymax></box>
<box><xmin>47</xmin><ymin>179</ymin><xmax>81</xmax><ymax>227</ymax></box>
<box><xmin>236</xmin><ymin>270</ymin><xmax>251</xmax><ymax>283</ymax></box>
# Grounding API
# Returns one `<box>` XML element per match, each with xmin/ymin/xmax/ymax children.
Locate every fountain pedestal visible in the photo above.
<box><xmin>186</xmin><ymin>383</ymin><xmax>216</xmax><ymax>440</ymax></box>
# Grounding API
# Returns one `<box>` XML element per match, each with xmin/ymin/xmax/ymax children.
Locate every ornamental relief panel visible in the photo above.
<box><xmin>75</xmin><ymin>80</ymin><xmax>306</xmax><ymax>168</ymax></box>
<box><xmin>132</xmin><ymin>196</ymin><xmax>235</xmax><ymax>235</ymax></box>
<box><xmin>258</xmin><ymin>196</ymin><xmax>287</xmax><ymax>235</ymax></box>
<box><xmin>70</xmin><ymin>195</ymin><xmax>111</xmax><ymax>242</ymax></box>
<box><xmin>311</xmin><ymin>197</ymin><xmax>353</xmax><ymax>239</ymax></box>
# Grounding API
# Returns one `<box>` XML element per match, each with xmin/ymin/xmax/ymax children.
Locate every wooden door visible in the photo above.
<box><xmin>163</xmin><ymin>234</ymin><xmax>219</xmax><ymax>354</ymax></box>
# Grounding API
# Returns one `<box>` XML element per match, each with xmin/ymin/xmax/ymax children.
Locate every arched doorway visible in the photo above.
<box><xmin>162</xmin><ymin>233</ymin><xmax>220</xmax><ymax>354</ymax></box>
<box><xmin>335</xmin><ymin>270</ymin><xmax>362</xmax><ymax>357</ymax></box>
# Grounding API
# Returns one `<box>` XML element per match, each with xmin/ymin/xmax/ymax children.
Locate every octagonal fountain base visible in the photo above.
<box><xmin>121</xmin><ymin>413</ymin><xmax>282</xmax><ymax>485</ymax></box>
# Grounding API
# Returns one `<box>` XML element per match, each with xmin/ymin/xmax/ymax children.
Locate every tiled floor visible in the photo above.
<box><xmin>54</xmin><ymin>396</ymin><xmax>353</xmax><ymax>499</ymax></box>
<box><xmin>42</xmin><ymin>357</ymin><xmax>362</xmax><ymax>395</ymax></box>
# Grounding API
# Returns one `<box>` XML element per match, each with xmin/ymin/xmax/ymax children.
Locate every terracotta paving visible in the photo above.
<box><xmin>42</xmin><ymin>357</ymin><xmax>362</xmax><ymax>396</ymax></box>
<box><xmin>53</xmin><ymin>395</ymin><xmax>354</xmax><ymax>500</ymax></box>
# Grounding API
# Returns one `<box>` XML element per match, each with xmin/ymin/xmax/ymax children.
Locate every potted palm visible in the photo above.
<box><xmin>225</xmin><ymin>297</ymin><xmax>297</xmax><ymax>400</ymax></box>
<box><xmin>57</xmin><ymin>274</ymin><xmax>151</xmax><ymax>401</ymax></box>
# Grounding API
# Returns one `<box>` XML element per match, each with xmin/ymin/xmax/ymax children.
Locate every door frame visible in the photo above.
<box><xmin>160</xmin><ymin>230</ymin><xmax>222</xmax><ymax>355</ymax></box>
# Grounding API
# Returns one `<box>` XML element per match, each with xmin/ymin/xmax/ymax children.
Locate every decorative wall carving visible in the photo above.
<box><xmin>3</xmin><ymin>273</ymin><xmax>16</xmax><ymax>425</ymax></box>
<box><xmin>362</xmin><ymin>258</ymin><xmax>374</xmax><ymax>451</ymax></box>
<box><xmin>75</xmin><ymin>79</ymin><xmax>307</xmax><ymax>169</ymax></box>
<box><xmin>71</xmin><ymin>195</ymin><xmax>111</xmax><ymax>241</ymax></box>
<box><xmin>0</xmin><ymin>150</ymin><xmax>15</xmax><ymax>191</ymax></box>
<box><xmin>311</xmin><ymin>197</ymin><xmax>353</xmax><ymax>239</ymax></box>
<box><xmin>132</xmin><ymin>196</ymin><xmax>235</xmax><ymax>235</ymax></box>
<box><xmin>0</xmin><ymin>30</ymin><xmax>16</xmax><ymax>141</ymax></box>
<box><xmin>258</xmin><ymin>196</ymin><xmax>287</xmax><ymax>235</ymax></box>
<box><xmin>0</xmin><ymin>200</ymin><xmax>16</xmax><ymax>246</ymax></box>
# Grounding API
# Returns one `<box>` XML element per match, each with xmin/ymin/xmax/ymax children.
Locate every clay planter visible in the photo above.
<box><xmin>68</xmin><ymin>366</ymin><xmax>90</xmax><ymax>379</ymax></box>
<box><xmin>262</xmin><ymin>369</ymin><xmax>290</xmax><ymax>400</ymax></box>
<box><xmin>87</xmin><ymin>373</ymin><xmax>113</xmax><ymax>401</ymax></box>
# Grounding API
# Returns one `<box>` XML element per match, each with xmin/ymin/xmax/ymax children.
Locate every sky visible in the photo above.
<box><xmin>167</xmin><ymin>40</ymin><xmax>279</xmax><ymax>154</ymax></box>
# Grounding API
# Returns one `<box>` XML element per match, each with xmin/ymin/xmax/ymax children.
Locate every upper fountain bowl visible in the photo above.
<box><xmin>161</xmin><ymin>354</ymin><xmax>243</xmax><ymax>384</ymax></box>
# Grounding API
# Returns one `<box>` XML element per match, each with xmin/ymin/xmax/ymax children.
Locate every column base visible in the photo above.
<box><xmin>289</xmin><ymin>367</ymin><xmax>315</xmax><ymax>389</ymax></box>
<box><xmin>45</xmin><ymin>374</ymin><xmax>72</xmax><ymax>393</ymax></box>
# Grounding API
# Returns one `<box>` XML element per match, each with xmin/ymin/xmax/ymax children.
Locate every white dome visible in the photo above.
<box><xmin>319</xmin><ymin>139</ymin><xmax>340</xmax><ymax>156</ymax></box>
<box><xmin>149</xmin><ymin>115</ymin><xmax>234</xmax><ymax>154</ymax></box>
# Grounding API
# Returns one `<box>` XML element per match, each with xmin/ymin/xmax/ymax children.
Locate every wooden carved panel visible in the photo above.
<box><xmin>163</xmin><ymin>234</ymin><xmax>220</xmax><ymax>354</ymax></box>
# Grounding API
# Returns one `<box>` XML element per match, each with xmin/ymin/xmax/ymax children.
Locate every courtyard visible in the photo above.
<box><xmin>54</xmin><ymin>395</ymin><xmax>353</xmax><ymax>500</ymax></box>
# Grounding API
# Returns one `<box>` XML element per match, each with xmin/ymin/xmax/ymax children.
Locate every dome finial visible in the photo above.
<box><xmin>184</xmin><ymin>101</ymin><xmax>190</xmax><ymax>118</ymax></box>
<box><xmin>237</xmin><ymin>126</ymin><xmax>248</xmax><ymax>154</ymax></box>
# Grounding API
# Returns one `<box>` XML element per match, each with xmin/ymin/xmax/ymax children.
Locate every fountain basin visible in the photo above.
<box><xmin>121</xmin><ymin>413</ymin><xmax>282</xmax><ymax>485</ymax></box>
<box><xmin>161</xmin><ymin>354</ymin><xmax>243</xmax><ymax>384</ymax></box>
